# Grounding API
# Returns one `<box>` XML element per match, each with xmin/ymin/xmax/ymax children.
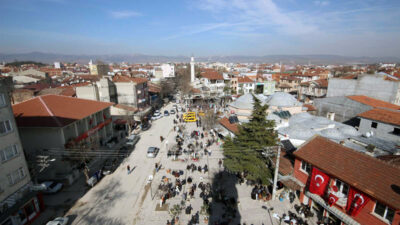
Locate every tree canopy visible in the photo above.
<box><xmin>223</xmin><ymin>94</ymin><xmax>277</xmax><ymax>185</ymax></box>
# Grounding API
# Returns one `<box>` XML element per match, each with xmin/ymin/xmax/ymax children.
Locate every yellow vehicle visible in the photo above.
<box><xmin>198</xmin><ymin>111</ymin><xmax>205</xmax><ymax>117</ymax></box>
<box><xmin>183</xmin><ymin>112</ymin><xmax>197</xmax><ymax>122</ymax></box>
<box><xmin>184</xmin><ymin>117</ymin><xmax>197</xmax><ymax>122</ymax></box>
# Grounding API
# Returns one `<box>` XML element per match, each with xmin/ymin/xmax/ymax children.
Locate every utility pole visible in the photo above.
<box><xmin>262</xmin><ymin>145</ymin><xmax>281</xmax><ymax>200</ymax></box>
<box><xmin>272</xmin><ymin>145</ymin><xmax>281</xmax><ymax>200</ymax></box>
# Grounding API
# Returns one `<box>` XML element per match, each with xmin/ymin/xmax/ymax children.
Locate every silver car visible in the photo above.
<box><xmin>147</xmin><ymin>147</ymin><xmax>159</xmax><ymax>158</ymax></box>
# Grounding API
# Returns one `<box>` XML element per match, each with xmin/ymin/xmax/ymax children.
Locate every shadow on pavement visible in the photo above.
<box><xmin>209</xmin><ymin>170</ymin><xmax>241</xmax><ymax>225</ymax></box>
<box><xmin>92</xmin><ymin>177</ymin><xmax>125</xmax><ymax>207</ymax></box>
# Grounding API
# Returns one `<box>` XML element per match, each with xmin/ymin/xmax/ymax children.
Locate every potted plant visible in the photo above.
<box><xmin>200</xmin><ymin>204</ymin><xmax>210</xmax><ymax>223</ymax></box>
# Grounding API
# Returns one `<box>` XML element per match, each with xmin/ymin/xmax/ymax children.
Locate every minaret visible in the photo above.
<box><xmin>190</xmin><ymin>56</ymin><xmax>195</xmax><ymax>83</ymax></box>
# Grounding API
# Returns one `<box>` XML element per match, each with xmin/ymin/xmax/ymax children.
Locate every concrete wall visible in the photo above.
<box><xmin>0</xmin><ymin>82</ymin><xmax>31</xmax><ymax>203</ymax></box>
<box><xmin>18</xmin><ymin>127</ymin><xmax>64</xmax><ymax>153</ymax></box>
<box><xmin>314</xmin><ymin>96</ymin><xmax>372</xmax><ymax>124</ymax></box>
<box><xmin>358</xmin><ymin>118</ymin><xmax>400</xmax><ymax>142</ymax></box>
<box><xmin>327</xmin><ymin>75</ymin><xmax>400</xmax><ymax>105</ymax></box>
<box><xmin>115</xmin><ymin>82</ymin><xmax>137</xmax><ymax>107</ymax></box>
<box><xmin>98</xmin><ymin>78</ymin><xmax>117</xmax><ymax>103</ymax></box>
<box><xmin>76</xmin><ymin>85</ymin><xmax>99</xmax><ymax>101</ymax></box>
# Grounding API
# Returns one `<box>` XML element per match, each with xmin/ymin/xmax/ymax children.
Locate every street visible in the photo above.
<box><xmin>60</xmin><ymin>103</ymin><xmax>304</xmax><ymax>225</ymax></box>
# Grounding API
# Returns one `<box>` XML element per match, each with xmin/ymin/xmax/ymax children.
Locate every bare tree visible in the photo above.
<box><xmin>202</xmin><ymin>110</ymin><xmax>217</xmax><ymax>130</ymax></box>
<box><xmin>175</xmin><ymin>64</ymin><xmax>192</xmax><ymax>96</ymax></box>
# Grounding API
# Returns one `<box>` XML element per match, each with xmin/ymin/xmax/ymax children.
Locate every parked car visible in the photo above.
<box><xmin>147</xmin><ymin>147</ymin><xmax>160</xmax><ymax>158</ymax></box>
<box><xmin>170</xmin><ymin>109</ymin><xmax>176</xmax><ymax>114</ymax></box>
<box><xmin>46</xmin><ymin>217</ymin><xmax>69</xmax><ymax>225</ymax></box>
<box><xmin>141</xmin><ymin>122</ymin><xmax>151</xmax><ymax>131</ymax></box>
<box><xmin>41</xmin><ymin>181</ymin><xmax>63</xmax><ymax>194</ymax></box>
<box><xmin>126</xmin><ymin>134</ymin><xmax>140</xmax><ymax>146</ymax></box>
<box><xmin>173</xmin><ymin>104</ymin><xmax>177</xmax><ymax>109</ymax></box>
<box><xmin>151</xmin><ymin>110</ymin><xmax>163</xmax><ymax>120</ymax></box>
<box><xmin>177</xmin><ymin>106</ymin><xmax>182</xmax><ymax>112</ymax></box>
<box><xmin>164</xmin><ymin>110</ymin><xmax>169</xmax><ymax>116</ymax></box>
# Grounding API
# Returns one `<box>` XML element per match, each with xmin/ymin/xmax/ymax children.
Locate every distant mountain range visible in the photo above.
<box><xmin>0</xmin><ymin>52</ymin><xmax>399</xmax><ymax>65</ymax></box>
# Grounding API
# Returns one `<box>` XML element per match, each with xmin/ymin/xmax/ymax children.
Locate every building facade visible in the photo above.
<box><xmin>0</xmin><ymin>78</ymin><xmax>43</xmax><ymax>225</ymax></box>
<box><xmin>12</xmin><ymin>95</ymin><xmax>114</xmax><ymax>181</ymax></box>
<box><xmin>293</xmin><ymin>136</ymin><xmax>400</xmax><ymax>225</ymax></box>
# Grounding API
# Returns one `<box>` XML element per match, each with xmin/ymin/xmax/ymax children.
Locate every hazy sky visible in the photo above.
<box><xmin>1</xmin><ymin>0</ymin><xmax>400</xmax><ymax>57</ymax></box>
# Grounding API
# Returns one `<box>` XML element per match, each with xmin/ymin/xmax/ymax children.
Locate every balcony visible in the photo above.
<box><xmin>328</xmin><ymin>188</ymin><xmax>348</xmax><ymax>207</ymax></box>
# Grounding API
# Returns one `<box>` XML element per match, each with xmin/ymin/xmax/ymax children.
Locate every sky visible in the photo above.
<box><xmin>0</xmin><ymin>0</ymin><xmax>400</xmax><ymax>57</ymax></box>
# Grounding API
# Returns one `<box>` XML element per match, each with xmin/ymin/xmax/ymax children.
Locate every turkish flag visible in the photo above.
<box><xmin>328</xmin><ymin>193</ymin><xmax>339</xmax><ymax>206</ymax></box>
<box><xmin>346</xmin><ymin>188</ymin><xmax>370</xmax><ymax>216</ymax></box>
<box><xmin>309</xmin><ymin>167</ymin><xmax>330</xmax><ymax>196</ymax></box>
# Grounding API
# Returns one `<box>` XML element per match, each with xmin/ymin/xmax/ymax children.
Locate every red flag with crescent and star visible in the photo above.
<box><xmin>346</xmin><ymin>187</ymin><xmax>370</xmax><ymax>216</ymax></box>
<box><xmin>328</xmin><ymin>193</ymin><xmax>339</xmax><ymax>206</ymax></box>
<box><xmin>309</xmin><ymin>167</ymin><xmax>330</xmax><ymax>196</ymax></box>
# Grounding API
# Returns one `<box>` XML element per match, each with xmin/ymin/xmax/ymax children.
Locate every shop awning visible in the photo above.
<box><xmin>305</xmin><ymin>191</ymin><xmax>361</xmax><ymax>225</ymax></box>
<box><xmin>278</xmin><ymin>175</ymin><xmax>304</xmax><ymax>191</ymax></box>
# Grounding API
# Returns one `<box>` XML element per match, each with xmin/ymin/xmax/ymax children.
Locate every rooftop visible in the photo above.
<box><xmin>219</xmin><ymin>117</ymin><xmax>239</xmax><ymax>134</ymax></box>
<box><xmin>294</xmin><ymin>135</ymin><xmax>400</xmax><ymax>210</ymax></box>
<box><xmin>13</xmin><ymin>95</ymin><xmax>114</xmax><ymax>127</ymax></box>
<box><xmin>347</xmin><ymin>95</ymin><xmax>400</xmax><ymax>110</ymax></box>
<box><xmin>357</xmin><ymin>108</ymin><xmax>400</xmax><ymax>126</ymax></box>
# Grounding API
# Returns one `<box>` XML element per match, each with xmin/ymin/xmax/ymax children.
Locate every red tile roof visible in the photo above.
<box><xmin>237</xmin><ymin>76</ymin><xmax>253</xmax><ymax>83</ymax></box>
<box><xmin>219</xmin><ymin>117</ymin><xmax>239</xmax><ymax>134</ymax></box>
<box><xmin>13</xmin><ymin>95</ymin><xmax>114</xmax><ymax>127</ymax></box>
<box><xmin>303</xmin><ymin>104</ymin><xmax>316</xmax><ymax>111</ymax></box>
<box><xmin>148</xmin><ymin>83</ymin><xmax>161</xmax><ymax>93</ymax></box>
<box><xmin>347</xmin><ymin>95</ymin><xmax>400</xmax><ymax>110</ymax></box>
<box><xmin>294</xmin><ymin>135</ymin><xmax>400</xmax><ymax>210</ymax></box>
<box><xmin>112</xmin><ymin>75</ymin><xmax>148</xmax><ymax>84</ymax></box>
<box><xmin>272</xmin><ymin>150</ymin><xmax>294</xmax><ymax>176</ymax></box>
<box><xmin>357</xmin><ymin>108</ymin><xmax>400</xmax><ymax>126</ymax></box>
<box><xmin>200</xmin><ymin>71</ymin><xmax>224</xmax><ymax>80</ymax></box>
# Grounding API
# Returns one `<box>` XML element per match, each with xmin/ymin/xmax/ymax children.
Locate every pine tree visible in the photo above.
<box><xmin>223</xmin><ymin>94</ymin><xmax>277</xmax><ymax>184</ymax></box>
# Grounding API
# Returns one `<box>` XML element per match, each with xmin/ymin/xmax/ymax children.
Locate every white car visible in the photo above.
<box><xmin>177</xmin><ymin>106</ymin><xmax>182</xmax><ymax>112</ymax></box>
<box><xmin>41</xmin><ymin>181</ymin><xmax>63</xmax><ymax>194</ymax></box>
<box><xmin>46</xmin><ymin>217</ymin><xmax>68</xmax><ymax>225</ymax></box>
<box><xmin>151</xmin><ymin>111</ymin><xmax>163</xmax><ymax>120</ymax></box>
<box><xmin>126</xmin><ymin>134</ymin><xmax>140</xmax><ymax>146</ymax></box>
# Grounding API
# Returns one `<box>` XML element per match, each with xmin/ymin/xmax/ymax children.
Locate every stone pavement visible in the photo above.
<box><xmin>54</xmin><ymin>102</ymin><xmax>313</xmax><ymax>225</ymax></box>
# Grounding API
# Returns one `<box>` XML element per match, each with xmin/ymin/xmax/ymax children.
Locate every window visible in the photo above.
<box><xmin>374</xmin><ymin>201</ymin><xmax>394</xmax><ymax>223</ymax></box>
<box><xmin>7</xmin><ymin>167</ymin><xmax>26</xmax><ymax>185</ymax></box>
<box><xmin>371</xmin><ymin>122</ymin><xmax>378</xmax><ymax>128</ymax></box>
<box><xmin>334</xmin><ymin>179</ymin><xmax>349</xmax><ymax>196</ymax></box>
<box><xmin>300</xmin><ymin>160</ymin><xmax>311</xmax><ymax>174</ymax></box>
<box><xmin>0</xmin><ymin>144</ymin><xmax>19</xmax><ymax>162</ymax></box>
<box><xmin>0</xmin><ymin>120</ymin><xmax>12</xmax><ymax>134</ymax></box>
<box><xmin>0</xmin><ymin>93</ymin><xmax>5</xmax><ymax>107</ymax></box>
<box><xmin>393</xmin><ymin>128</ymin><xmax>400</xmax><ymax>136</ymax></box>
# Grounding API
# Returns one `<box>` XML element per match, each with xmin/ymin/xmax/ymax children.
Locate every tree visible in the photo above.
<box><xmin>202</xmin><ymin>109</ymin><xmax>217</xmax><ymax>130</ymax></box>
<box><xmin>159</xmin><ymin>79</ymin><xmax>176</xmax><ymax>98</ymax></box>
<box><xmin>223</xmin><ymin>95</ymin><xmax>277</xmax><ymax>185</ymax></box>
<box><xmin>175</xmin><ymin>64</ymin><xmax>192</xmax><ymax>96</ymax></box>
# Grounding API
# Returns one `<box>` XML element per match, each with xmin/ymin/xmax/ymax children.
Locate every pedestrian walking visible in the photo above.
<box><xmin>127</xmin><ymin>165</ymin><xmax>130</xmax><ymax>174</ymax></box>
<box><xmin>218</xmin><ymin>159</ymin><xmax>222</xmax><ymax>168</ymax></box>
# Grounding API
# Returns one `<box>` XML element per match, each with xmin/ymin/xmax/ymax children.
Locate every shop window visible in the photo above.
<box><xmin>300</xmin><ymin>160</ymin><xmax>311</xmax><ymax>174</ymax></box>
<box><xmin>374</xmin><ymin>201</ymin><xmax>394</xmax><ymax>224</ymax></box>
